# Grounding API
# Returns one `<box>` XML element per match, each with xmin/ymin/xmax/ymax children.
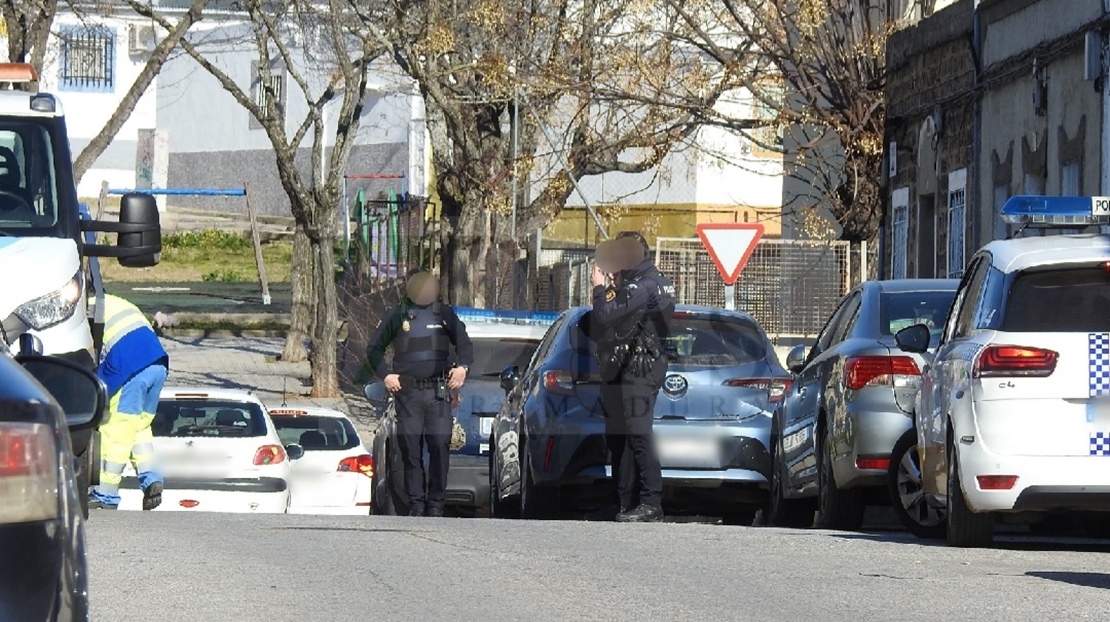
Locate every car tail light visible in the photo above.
<box><xmin>543</xmin><ymin>371</ymin><xmax>600</xmax><ymax>396</ymax></box>
<box><xmin>973</xmin><ymin>345</ymin><xmax>1058</xmax><ymax>378</ymax></box>
<box><xmin>0</xmin><ymin>423</ymin><xmax>58</xmax><ymax>524</ymax></box>
<box><xmin>977</xmin><ymin>475</ymin><xmax>1018</xmax><ymax>490</ymax></box>
<box><xmin>338</xmin><ymin>454</ymin><xmax>374</xmax><ymax>477</ymax></box>
<box><xmin>253</xmin><ymin>444</ymin><xmax>287</xmax><ymax>466</ymax></box>
<box><xmin>845</xmin><ymin>356</ymin><xmax>921</xmax><ymax>391</ymax></box>
<box><xmin>723</xmin><ymin>378</ymin><xmax>794</xmax><ymax>402</ymax></box>
<box><xmin>856</xmin><ymin>456</ymin><xmax>890</xmax><ymax>470</ymax></box>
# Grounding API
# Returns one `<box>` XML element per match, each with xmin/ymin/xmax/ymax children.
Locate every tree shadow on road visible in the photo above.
<box><xmin>1027</xmin><ymin>571</ymin><xmax>1110</xmax><ymax>590</ymax></box>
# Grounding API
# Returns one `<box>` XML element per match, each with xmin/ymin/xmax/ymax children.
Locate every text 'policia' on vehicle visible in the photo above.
<box><xmin>894</xmin><ymin>195</ymin><xmax>1110</xmax><ymax>547</ymax></box>
<box><xmin>0</xmin><ymin>63</ymin><xmax>162</xmax><ymax>518</ymax></box>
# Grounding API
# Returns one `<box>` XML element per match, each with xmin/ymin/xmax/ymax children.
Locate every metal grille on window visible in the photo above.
<box><xmin>891</xmin><ymin>188</ymin><xmax>909</xmax><ymax>280</ymax></box>
<box><xmin>947</xmin><ymin>169</ymin><xmax>967</xmax><ymax>278</ymax></box>
<box><xmin>257</xmin><ymin>74</ymin><xmax>283</xmax><ymax>117</ymax></box>
<box><xmin>61</xmin><ymin>27</ymin><xmax>115</xmax><ymax>91</ymax></box>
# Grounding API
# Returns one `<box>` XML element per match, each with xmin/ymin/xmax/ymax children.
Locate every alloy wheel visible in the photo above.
<box><xmin>896</xmin><ymin>447</ymin><xmax>944</xmax><ymax>527</ymax></box>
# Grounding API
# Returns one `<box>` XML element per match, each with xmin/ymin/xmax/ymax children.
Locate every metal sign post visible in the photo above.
<box><xmin>724</xmin><ymin>284</ymin><xmax>736</xmax><ymax>311</ymax></box>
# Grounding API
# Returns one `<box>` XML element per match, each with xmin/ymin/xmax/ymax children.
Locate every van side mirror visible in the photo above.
<box><xmin>500</xmin><ymin>365</ymin><xmax>521</xmax><ymax>393</ymax></box>
<box><xmin>18</xmin><ymin>356</ymin><xmax>107</xmax><ymax>430</ymax></box>
<box><xmin>117</xmin><ymin>193</ymin><xmax>161</xmax><ymax>267</ymax></box>
<box><xmin>785</xmin><ymin>345</ymin><xmax>808</xmax><ymax>374</ymax></box>
<box><xmin>895</xmin><ymin>324</ymin><xmax>931</xmax><ymax>354</ymax></box>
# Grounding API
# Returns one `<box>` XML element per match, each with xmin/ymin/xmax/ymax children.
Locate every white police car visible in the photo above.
<box><xmin>896</xmin><ymin>195</ymin><xmax>1110</xmax><ymax>547</ymax></box>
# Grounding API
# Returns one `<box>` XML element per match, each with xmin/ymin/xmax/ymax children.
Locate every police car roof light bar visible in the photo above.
<box><xmin>453</xmin><ymin>306</ymin><xmax>559</xmax><ymax>327</ymax></box>
<box><xmin>1000</xmin><ymin>195</ymin><xmax>1110</xmax><ymax>226</ymax></box>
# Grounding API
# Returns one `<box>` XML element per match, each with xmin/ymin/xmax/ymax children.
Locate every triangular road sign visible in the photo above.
<box><xmin>696</xmin><ymin>223</ymin><xmax>764</xmax><ymax>286</ymax></box>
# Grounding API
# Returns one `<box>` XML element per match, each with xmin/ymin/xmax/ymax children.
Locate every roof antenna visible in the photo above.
<box><xmin>282</xmin><ymin>377</ymin><xmax>288</xmax><ymax>407</ymax></box>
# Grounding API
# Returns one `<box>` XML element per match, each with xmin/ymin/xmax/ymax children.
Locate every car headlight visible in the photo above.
<box><xmin>15</xmin><ymin>271</ymin><xmax>84</xmax><ymax>330</ymax></box>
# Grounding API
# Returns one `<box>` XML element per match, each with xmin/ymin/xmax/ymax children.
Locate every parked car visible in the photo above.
<box><xmin>0</xmin><ymin>340</ymin><xmax>107</xmax><ymax>622</ymax></box>
<box><xmin>767</xmin><ymin>279</ymin><xmax>958</xmax><ymax>531</ymax></box>
<box><xmin>489</xmin><ymin>305</ymin><xmax>790</xmax><ymax>522</ymax></box>
<box><xmin>270</xmin><ymin>406</ymin><xmax>374</xmax><ymax>515</ymax></box>
<box><xmin>368</xmin><ymin>310</ymin><xmax>550</xmax><ymax>516</ymax></box>
<box><xmin>895</xmin><ymin>196</ymin><xmax>1110</xmax><ymax>547</ymax></box>
<box><xmin>118</xmin><ymin>388</ymin><xmax>303</xmax><ymax>513</ymax></box>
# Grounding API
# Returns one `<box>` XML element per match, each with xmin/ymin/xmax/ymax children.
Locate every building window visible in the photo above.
<box><xmin>947</xmin><ymin>168</ymin><xmax>967</xmax><ymax>278</ymax></box>
<box><xmin>1062</xmin><ymin>160</ymin><xmax>1081</xmax><ymax>196</ymax></box>
<box><xmin>1023</xmin><ymin>172</ymin><xmax>1045</xmax><ymax>195</ymax></box>
<box><xmin>750</xmin><ymin>84</ymin><xmax>783</xmax><ymax>158</ymax></box>
<box><xmin>891</xmin><ymin>187</ymin><xmax>909</xmax><ymax>279</ymax></box>
<box><xmin>58</xmin><ymin>25</ymin><xmax>115</xmax><ymax>92</ymax></box>
<box><xmin>256</xmin><ymin>73</ymin><xmax>284</xmax><ymax>118</ymax></box>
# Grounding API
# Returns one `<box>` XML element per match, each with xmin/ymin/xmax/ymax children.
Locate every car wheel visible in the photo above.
<box><xmin>371</xmin><ymin>443</ymin><xmax>401</xmax><ymax>516</ymax></box>
<box><xmin>814</xmin><ymin>425</ymin><xmax>866</xmax><ymax>531</ymax></box>
<box><xmin>888</xmin><ymin>430</ymin><xmax>945</xmax><ymax>539</ymax></box>
<box><xmin>489</xmin><ymin>435</ymin><xmax>519</xmax><ymax>519</ymax></box>
<box><xmin>520</xmin><ymin>440</ymin><xmax>559</xmax><ymax>520</ymax></box>
<box><xmin>764</xmin><ymin>439</ymin><xmax>815</xmax><ymax>528</ymax></box>
<box><xmin>945</xmin><ymin>436</ymin><xmax>994</xmax><ymax>548</ymax></box>
<box><xmin>76</xmin><ymin>448</ymin><xmax>91</xmax><ymax>519</ymax></box>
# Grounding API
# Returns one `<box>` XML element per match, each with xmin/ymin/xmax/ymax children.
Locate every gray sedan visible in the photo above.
<box><xmin>766</xmin><ymin>279</ymin><xmax>958</xmax><ymax>532</ymax></box>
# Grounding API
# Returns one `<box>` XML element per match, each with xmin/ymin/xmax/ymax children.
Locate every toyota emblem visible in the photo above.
<box><xmin>662</xmin><ymin>374</ymin><xmax>688</xmax><ymax>399</ymax></box>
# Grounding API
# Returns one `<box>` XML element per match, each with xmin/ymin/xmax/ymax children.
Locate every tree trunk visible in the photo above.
<box><xmin>309</xmin><ymin>233</ymin><xmax>339</xmax><ymax>398</ymax></box>
<box><xmin>446</xmin><ymin>201</ymin><xmax>489</xmax><ymax>307</ymax></box>
<box><xmin>836</xmin><ymin>149</ymin><xmax>884</xmax><ymax>242</ymax></box>
<box><xmin>282</xmin><ymin>222</ymin><xmax>312</xmax><ymax>362</ymax></box>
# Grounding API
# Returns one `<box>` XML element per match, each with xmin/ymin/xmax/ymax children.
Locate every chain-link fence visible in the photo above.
<box><xmin>654</xmin><ymin>237</ymin><xmax>858</xmax><ymax>338</ymax></box>
<box><xmin>529</xmin><ymin>246</ymin><xmax>594</xmax><ymax>311</ymax></box>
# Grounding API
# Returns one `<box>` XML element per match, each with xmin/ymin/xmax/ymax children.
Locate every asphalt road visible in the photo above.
<box><xmin>89</xmin><ymin>513</ymin><xmax>1110</xmax><ymax>622</ymax></box>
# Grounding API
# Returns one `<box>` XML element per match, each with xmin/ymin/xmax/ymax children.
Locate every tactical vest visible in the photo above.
<box><xmin>392</xmin><ymin>302</ymin><xmax>451</xmax><ymax>368</ymax></box>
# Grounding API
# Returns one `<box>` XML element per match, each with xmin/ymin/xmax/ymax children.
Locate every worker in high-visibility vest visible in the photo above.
<box><xmin>88</xmin><ymin>294</ymin><xmax>169</xmax><ymax>511</ymax></box>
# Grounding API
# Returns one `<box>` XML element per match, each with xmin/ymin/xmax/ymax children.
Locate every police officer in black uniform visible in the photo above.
<box><xmin>589</xmin><ymin>231</ymin><xmax>676</xmax><ymax>522</ymax></box>
<box><xmin>366</xmin><ymin>270</ymin><xmax>474</xmax><ymax>517</ymax></box>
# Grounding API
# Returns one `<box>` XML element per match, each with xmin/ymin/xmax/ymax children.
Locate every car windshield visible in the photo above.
<box><xmin>881</xmin><ymin>291</ymin><xmax>956</xmax><ymax>339</ymax></box>
<box><xmin>470</xmin><ymin>337</ymin><xmax>541</xmax><ymax>376</ymax></box>
<box><xmin>272</xmin><ymin>415</ymin><xmax>360</xmax><ymax>450</ymax></box>
<box><xmin>152</xmin><ymin>400</ymin><xmax>268</xmax><ymax>438</ymax></box>
<box><xmin>575</xmin><ymin>312</ymin><xmax>768</xmax><ymax>367</ymax></box>
<box><xmin>1002</xmin><ymin>267</ymin><xmax>1110</xmax><ymax>332</ymax></box>
<box><xmin>0</xmin><ymin>120</ymin><xmax>59</xmax><ymax>230</ymax></box>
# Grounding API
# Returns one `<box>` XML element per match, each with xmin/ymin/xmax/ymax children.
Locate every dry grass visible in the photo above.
<box><xmin>100</xmin><ymin>241</ymin><xmax>293</xmax><ymax>283</ymax></box>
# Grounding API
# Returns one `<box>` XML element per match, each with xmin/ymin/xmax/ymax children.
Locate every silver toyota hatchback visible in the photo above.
<box><xmin>765</xmin><ymin>279</ymin><xmax>958</xmax><ymax>530</ymax></box>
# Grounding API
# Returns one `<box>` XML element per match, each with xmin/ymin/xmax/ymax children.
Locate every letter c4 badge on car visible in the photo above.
<box><xmin>662</xmin><ymin>374</ymin><xmax>688</xmax><ymax>400</ymax></box>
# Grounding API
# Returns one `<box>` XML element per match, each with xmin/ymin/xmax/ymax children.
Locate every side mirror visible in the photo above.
<box><xmin>500</xmin><ymin>365</ymin><xmax>521</xmax><ymax>393</ymax></box>
<box><xmin>363</xmin><ymin>381</ymin><xmax>391</xmax><ymax>410</ymax></box>
<box><xmin>895</xmin><ymin>324</ymin><xmax>931</xmax><ymax>354</ymax></box>
<box><xmin>785</xmin><ymin>345</ymin><xmax>808</xmax><ymax>374</ymax></box>
<box><xmin>285</xmin><ymin>444</ymin><xmax>305</xmax><ymax>461</ymax></box>
<box><xmin>18</xmin><ymin>356</ymin><xmax>107</xmax><ymax>430</ymax></box>
<box><xmin>117</xmin><ymin>192</ymin><xmax>161</xmax><ymax>268</ymax></box>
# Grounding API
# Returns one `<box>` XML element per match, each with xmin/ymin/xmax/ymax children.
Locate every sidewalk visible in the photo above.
<box><xmin>161</xmin><ymin>335</ymin><xmax>379</xmax><ymax>440</ymax></box>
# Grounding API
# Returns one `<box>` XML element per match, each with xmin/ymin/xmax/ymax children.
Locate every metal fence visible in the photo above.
<box><xmin>530</xmin><ymin>246</ymin><xmax>594</xmax><ymax>311</ymax></box>
<box><xmin>654</xmin><ymin>237</ymin><xmax>858</xmax><ymax>339</ymax></box>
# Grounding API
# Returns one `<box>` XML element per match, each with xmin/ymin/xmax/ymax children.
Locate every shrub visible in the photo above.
<box><xmin>163</xmin><ymin>230</ymin><xmax>251</xmax><ymax>251</ymax></box>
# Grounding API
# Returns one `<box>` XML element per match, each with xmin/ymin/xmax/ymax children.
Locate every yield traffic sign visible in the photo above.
<box><xmin>696</xmin><ymin>223</ymin><xmax>764</xmax><ymax>286</ymax></box>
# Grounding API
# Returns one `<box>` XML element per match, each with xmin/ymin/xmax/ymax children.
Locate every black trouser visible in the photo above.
<box><xmin>394</xmin><ymin>385</ymin><xmax>452</xmax><ymax>511</ymax></box>
<box><xmin>600</xmin><ymin>358</ymin><xmax>667</xmax><ymax>509</ymax></box>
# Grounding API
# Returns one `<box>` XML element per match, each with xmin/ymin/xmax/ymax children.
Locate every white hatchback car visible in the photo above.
<box><xmin>118</xmin><ymin>388</ymin><xmax>298</xmax><ymax>513</ymax></box>
<box><xmin>269</xmin><ymin>406</ymin><xmax>373</xmax><ymax>515</ymax></box>
<box><xmin>896</xmin><ymin>195</ymin><xmax>1110</xmax><ymax>547</ymax></box>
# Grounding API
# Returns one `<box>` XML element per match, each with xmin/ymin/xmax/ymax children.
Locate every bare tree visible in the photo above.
<box><xmin>363</xmin><ymin>0</ymin><xmax>742</xmax><ymax>306</ymax></box>
<box><xmin>134</xmin><ymin>0</ymin><xmax>382</xmax><ymax>397</ymax></box>
<box><xmin>1</xmin><ymin>0</ymin><xmax>210</xmax><ymax>183</ymax></box>
<box><xmin>667</xmin><ymin>0</ymin><xmax>889</xmax><ymax>242</ymax></box>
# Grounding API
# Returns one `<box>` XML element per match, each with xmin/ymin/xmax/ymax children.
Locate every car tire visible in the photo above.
<box><xmin>764</xmin><ymin>439</ymin><xmax>815</xmax><ymax>528</ymax></box>
<box><xmin>520</xmin><ymin>440</ymin><xmax>559</xmax><ymax>520</ymax></box>
<box><xmin>76</xmin><ymin>448</ymin><xmax>91</xmax><ymax>519</ymax></box>
<box><xmin>814</xmin><ymin>425</ymin><xmax>866</xmax><ymax>531</ymax></box>
<box><xmin>945</xmin><ymin>436</ymin><xmax>994</xmax><ymax>548</ymax></box>
<box><xmin>371</xmin><ymin>443</ymin><xmax>402</xmax><ymax>516</ymax></box>
<box><xmin>489</xmin><ymin>435</ymin><xmax>519</xmax><ymax>519</ymax></box>
<box><xmin>88</xmin><ymin>431</ymin><xmax>100</xmax><ymax>487</ymax></box>
<box><xmin>888</xmin><ymin>429</ymin><xmax>945</xmax><ymax>540</ymax></box>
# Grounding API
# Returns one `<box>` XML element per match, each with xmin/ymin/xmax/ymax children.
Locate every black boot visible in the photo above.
<box><xmin>408</xmin><ymin>504</ymin><xmax>425</xmax><ymax>517</ymax></box>
<box><xmin>142</xmin><ymin>482</ymin><xmax>163</xmax><ymax>511</ymax></box>
<box><xmin>585</xmin><ymin>504</ymin><xmax>621</xmax><ymax>522</ymax></box>
<box><xmin>427</xmin><ymin>507</ymin><xmax>444</xmax><ymax>518</ymax></box>
<box><xmin>616</xmin><ymin>504</ymin><xmax>663</xmax><ymax>523</ymax></box>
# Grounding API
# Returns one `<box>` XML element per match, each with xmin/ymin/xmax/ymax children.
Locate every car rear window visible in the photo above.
<box><xmin>469</xmin><ymin>337</ymin><xmax>541</xmax><ymax>377</ymax></box>
<box><xmin>881</xmin><ymin>291</ymin><xmax>956</xmax><ymax>336</ymax></box>
<box><xmin>152</xmin><ymin>400</ymin><xmax>268</xmax><ymax>438</ymax></box>
<box><xmin>574</xmin><ymin>312</ymin><xmax>768</xmax><ymax>366</ymax></box>
<box><xmin>1003</xmin><ymin>267</ymin><xmax>1110</xmax><ymax>332</ymax></box>
<box><xmin>272</xmin><ymin>415</ymin><xmax>360</xmax><ymax>450</ymax></box>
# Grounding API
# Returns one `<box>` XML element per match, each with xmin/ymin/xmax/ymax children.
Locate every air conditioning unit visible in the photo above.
<box><xmin>128</xmin><ymin>24</ymin><xmax>158</xmax><ymax>55</ymax></box>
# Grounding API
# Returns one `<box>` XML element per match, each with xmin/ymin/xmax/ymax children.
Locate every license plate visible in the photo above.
<box><xmin>656</xmin><ymin>437</ymin><xmax>719</xmax><ymax>468</ymax></box>
<box><xmin>479</xmin><ymin>417</ymin><xmax>494</xmax><ymax>437</ymax></box>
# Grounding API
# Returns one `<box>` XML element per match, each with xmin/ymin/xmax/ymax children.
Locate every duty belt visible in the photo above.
<box><xmin>403</xmin><ymin>376</ymin><xmax>446</xmax><ymax>389</ymax></box>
